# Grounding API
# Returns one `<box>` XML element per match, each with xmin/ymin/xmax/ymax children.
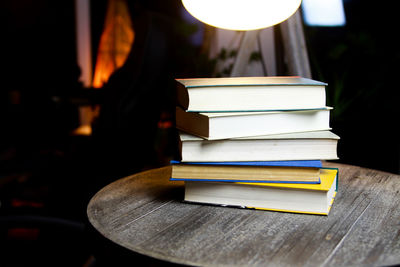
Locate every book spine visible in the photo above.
<box><xmin>175</xmin><ymin>81</ymin><xmax>189</xmax><ymax>110</ymax></box>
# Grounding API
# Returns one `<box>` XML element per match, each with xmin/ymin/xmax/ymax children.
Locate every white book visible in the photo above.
<box><xmin>176</xmin><ymin>76</ymin><xmax>327</xmax><ymax>112</ymax></box>
<box><xmin>179</xmin><ymin>130</ymin><xmax>339</xmax><ymax>162</ymax></box>
<box><xmin>176</xmin><ymin>107</ymin><xmax>332</xmax><ymax>140</ymax></box>
<box><xmin>184</xmin><ymin>169</ymin><xmax>338</xmax><ymax>215</ymax></box>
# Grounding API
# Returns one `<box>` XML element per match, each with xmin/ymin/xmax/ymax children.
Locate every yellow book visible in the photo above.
<box><xmin>184</xmin><ymin>169</ymin><xmax>338</xmax><ymax>215</ymax></box>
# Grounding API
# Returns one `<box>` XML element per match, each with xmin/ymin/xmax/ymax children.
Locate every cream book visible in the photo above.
<box><xmin>171</xmin><ymin>160</ymin><xmax>322</xmax><ymax>183</ymax></box>
<box><xmin>184</xmin><ymin>168</ymin><xmax>338</xmax><ymax>215</ymax></box>
<box><xmin>176</xmin><ymin>107</ymin><xmax>332</xmax><ymax>140</ymax></box>
<box><xmin>176</xmin><ymin>76</ymin><xmax>327</xmax><ymax>112</ymax></box>
<box><xmin>179</xmin><ymin>131</ymin><xmax>340</xmax><ymax>162</ymax></box>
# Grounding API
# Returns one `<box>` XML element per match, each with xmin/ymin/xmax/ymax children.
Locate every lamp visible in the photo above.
<box><xmin>181</xmin><ymin>0</ymin><xmax>306</xmax><ymax>77</ymax></box>
<box><xmin>181</xmin><ymin>0</ymin><xmax>302</xmax><ymax>31</ymax></box>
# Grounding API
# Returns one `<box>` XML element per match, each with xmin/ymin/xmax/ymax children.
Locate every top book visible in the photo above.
<box><xmin>176</xmin><ymin>76</ymin><xmax>327</xmax><ymax>112</ymax></box>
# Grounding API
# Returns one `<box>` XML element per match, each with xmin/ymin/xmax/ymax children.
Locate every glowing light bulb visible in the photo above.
<box><xmin>181</xmin><ymin>0</ymin><xmax>302</xmax><ymax>31</ymax></box>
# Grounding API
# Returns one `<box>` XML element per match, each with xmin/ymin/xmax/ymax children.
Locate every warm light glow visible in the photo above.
<box><xmin>181</xmin><ymin>0</ymin><xmax>302</xmax><ymax>31</ymax></box>
<box><xmin>72</xmin><ymin>125</ymin><xmax>92</xmax><ymax>136</ymax></box>
<box><xmin>92</xmin><ymin>0</ymin><xmax>134</xmax><ymax>88</ymax></box>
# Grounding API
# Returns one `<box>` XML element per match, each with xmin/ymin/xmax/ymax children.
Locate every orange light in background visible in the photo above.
<box><xmin>92</xmin><ymin>0</ymin><xmax>135</xmax><ymax>88</ymax></box>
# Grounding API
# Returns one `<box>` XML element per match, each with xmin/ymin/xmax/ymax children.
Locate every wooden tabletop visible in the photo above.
<box><xmin>87</xmin><ymin>163</ymin><xmax>400</xmax><ymax>266</ymax></box>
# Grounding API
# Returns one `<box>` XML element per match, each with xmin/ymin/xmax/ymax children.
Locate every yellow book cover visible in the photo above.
<box><xmin>238</xmin><ymin>168</ymin><xmax>337</xmax><ymax>190</ymax></box>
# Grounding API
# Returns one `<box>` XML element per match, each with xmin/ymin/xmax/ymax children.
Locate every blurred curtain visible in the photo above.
<box><xmin>92</xmin><ymin>0</ymin><xmax>134</xmax><ymax>88</ymax></box>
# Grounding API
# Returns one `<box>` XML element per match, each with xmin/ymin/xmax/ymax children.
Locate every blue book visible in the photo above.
<box><xmin>170</xmin><ymin>160</ymin><xmax>322</xmax><ymax>168</ymax></box>
<box><xmin>170</xmin><ymin>160</ymin><xmax>322</xmax><ymax>184</ymax></box>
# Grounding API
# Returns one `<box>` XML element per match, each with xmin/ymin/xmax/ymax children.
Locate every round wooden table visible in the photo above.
<box><xmin>87</xmin><ymin>163</ymin><xmax>400</xmax><ymax>266</ymax></box>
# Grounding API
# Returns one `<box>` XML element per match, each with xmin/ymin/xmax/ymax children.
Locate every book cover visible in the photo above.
<box><xmin>176</xmin><ymin>107</ymin><xmax>332</xmax><ymax>140</ymax></box>
<box><xmin>176</xmin><ymin>76</ymin><xmax>327</xmax><ymax>112</ymax></box>
<box><xmin>177</xmin><ymin>76</ymin><xmax>327</xmax><ymax>88</ymax></box>
<box><xmin>170</xmin><ymin>160</ymin><xmax>322</xmax><ymax>167</ymax></box>
<box><xmin>184</xmin><ymin>168</ymin><xmax>338</xmax><ymax>215</ymax></box>
<box><xmin>179</xmin><ymin>130</ymin><xmax>340</xmax><ymax>162</ymax></box>
<box><xmin>171</xmin><ymin>160</ymin><xmax>322</xmax><ymax>183</ymax></box>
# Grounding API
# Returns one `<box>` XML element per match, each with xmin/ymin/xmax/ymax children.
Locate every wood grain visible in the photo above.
<box><xmin>87</xmin><ymin>163</ymin><xmax>400</xmax><ymax>266</ymax></box>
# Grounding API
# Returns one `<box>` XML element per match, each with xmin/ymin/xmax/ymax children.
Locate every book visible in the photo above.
<box><xmin>184</xmin><ymin>168</ymin><xmax>338</xmax><ymax>215</ymax></box>
<box><xmin>178</xmin><ymin>131</ymin><xmax>340</xmax><ymax>162</ymax></box>
<box><xmin>176</xmin><ymin>76</ymin><xmax>327</xmax><ymax>112</ymax></box>
<box><xmin>170</xmin><ymin>160</ymin><xmax>322</xmax><ymax>183</ymax></box>
<box><xmin>176</xmin><ymin>106</ymin><xmax>332</xmax><ymax>140</ymax></box>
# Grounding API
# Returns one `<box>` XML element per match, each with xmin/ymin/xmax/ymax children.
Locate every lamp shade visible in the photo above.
<box><xmin>181</xmin><ymin>0</ymin><xmax>302</xmax><ymax>31</ymax></box>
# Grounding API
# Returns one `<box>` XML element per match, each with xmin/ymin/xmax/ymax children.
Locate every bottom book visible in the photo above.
<box><xmin>184</xmin><ymin>168</ymin><xmax>338</xmax><ymax>215</ymax></box>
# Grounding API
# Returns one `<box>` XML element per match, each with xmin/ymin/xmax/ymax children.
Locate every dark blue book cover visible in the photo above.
<box><xmin>170</xmin><ymin>160</ymin><xmax>322</xmax><ymax>168</ymax></box>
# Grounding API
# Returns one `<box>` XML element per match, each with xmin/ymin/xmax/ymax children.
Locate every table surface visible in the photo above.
<box><xmin>87</xmin><ymin>163</ymin><xmax>400</xmax><ymax>266</ymax></box>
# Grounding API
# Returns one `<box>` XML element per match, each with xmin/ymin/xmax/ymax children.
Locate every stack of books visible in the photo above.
<box><xmin>170</xmin><ymin>76</ymin><xmax>340</xmax><ymax>215</ymax></box>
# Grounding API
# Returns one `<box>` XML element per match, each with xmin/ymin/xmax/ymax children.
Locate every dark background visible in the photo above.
<box><xmin>305</xmin><ymin>0</ymin><xmax>400</xmax><ymax>174</ymax></box>
<box><xmin>0</xmin><ymin>0</ymin><xmax>399</xmax><ymax>266</ymax></box>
